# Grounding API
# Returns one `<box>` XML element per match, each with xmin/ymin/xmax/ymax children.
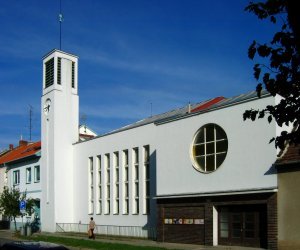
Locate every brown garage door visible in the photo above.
<box><xmin>162</xmin><ymin>206</ymin><xmax>205</xmax><ymax>244</ymax></box>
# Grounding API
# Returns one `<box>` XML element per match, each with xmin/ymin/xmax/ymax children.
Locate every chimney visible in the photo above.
<box><xmin>188</xmin><ymin>102</ymin><xmax>191</xmax><ymax>113</ymax></box>
<box><xmin>19</xmin><ymin>140</ymin><xmax>28</xmax><ymax>147</ymax></box>
<box><xmin>9</xmin><ymin>144</ymin><xmax>14</xmax><ymax>150</ymax></box>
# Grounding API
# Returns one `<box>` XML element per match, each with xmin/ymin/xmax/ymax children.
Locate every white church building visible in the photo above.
<box><xmin>41</xmin><ymin>49</ymin><xmax>282</xmax><ymax>249</ymax></box>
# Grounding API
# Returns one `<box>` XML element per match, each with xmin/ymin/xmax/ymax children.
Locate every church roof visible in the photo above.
<box><xmin>0</xmin><ymin>141</ymin><xmax>41</xmax><ymax>165</ymax></box>
<box><xmin>98</xmin><ymin>89</ymin><xmax>270</xmax><ymax>137</ymax></box>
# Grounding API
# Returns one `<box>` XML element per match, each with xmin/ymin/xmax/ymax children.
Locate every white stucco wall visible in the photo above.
<box><xmin>0</xmin><ymin>166</ymin><xmax>7</xmax><ymax>193</ymax></box>
<box><xmin>40</xmin><ymin>50</ymin><xmax>279</xmax><ymax>236</ymax></box>
<box><xmin>7</xmin><ymin>158</ymin><xmax>41</xmax><ymax>198</ymax></box>
<box><xmin>156</xmin><ymin>96</ymin><xmax>278</xmax><ymax>196</ymax></box>
<box><xmin>73</xmin><ymin>123</ymin><xmax>157</xmax><ymax>228</ymax></box>
<box><xmin>7</xmin><ymin>158</ymin><xmax>42</xmax><ymax>227</ymax></box>
<box><xmin>41</xmin><ymin>50</ymin><xmax>79</xmax><ymax>232</ymax></box>
<box><xmin>70</xmin><ymin>95</ymin><xmax>278</xmax><ymax>230</ymax></box>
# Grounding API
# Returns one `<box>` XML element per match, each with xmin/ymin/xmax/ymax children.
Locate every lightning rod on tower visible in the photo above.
<box><xmin>59</xmin><ymin>0</ymin><xmax>63</xmax><ymax>50</ymax></box>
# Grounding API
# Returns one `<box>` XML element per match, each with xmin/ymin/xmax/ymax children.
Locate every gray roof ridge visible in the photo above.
<box><xmin>75</xmin><ymin>89</ymin><xmax>270</xmax><ymax>144</ymax></box>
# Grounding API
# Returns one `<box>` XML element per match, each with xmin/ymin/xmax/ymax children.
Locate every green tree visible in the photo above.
<box><xmin>0</xmin><ymin>186</ymin><xmax>34</xmax><ymax>231</ymax></box>
<box><xmin>243</xmin><ymin>0</ymin><xmax>300</xmax><ymax>150</ymax></box>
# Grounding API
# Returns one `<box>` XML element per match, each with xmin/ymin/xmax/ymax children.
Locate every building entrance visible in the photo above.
<box><xmin>218</xmin><ymin>205</ymin><xmax>267</xmax><ymax>248</ymax></box>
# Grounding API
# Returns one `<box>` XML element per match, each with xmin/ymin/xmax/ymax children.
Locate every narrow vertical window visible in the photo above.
<box><xmin>105</xmin><ymin>154</ymin><xmax>110</xmax><ymax>214</ymax></box>
<box><xmin>13</xmin><ymin>170</ymin><xmax>20</xmax><ymax>185</ymax></box>
<box><xmin>71</xmin><ymin>61</ymin><xmax>75</xmax><ymax>88</ymax></box>
<box><xmin>220</xmin><ymin>208</ymin><xmax>229</xmax><ymax>238</ymax></box>
<box><xmin>57</xmin><ymin>57</ymin><xmax>61</xmax><ymax>85</ymax></box>
<box><xmin>143</xmin><ymin>145</ymin><xmax>150</xmax><ymax>214</ymax></box>
<box><xmin>45</xmin><ymin>58</ymin><xmax>54</xmax><ymax>88</ymax></box>
<box><xmin>26</xmin><ymin>168</ymin><xmax>32</xmax><ymax>184</ymax></box>
<box><xmin>114</xmin><ymin>152</ymin><xmax>120</xmax><ymax>214</ymax></box>
<box><xmin>133</xmin><ymin>147</ymin><xmax>139</xmax><ymax>214</ymax></box>
<box><xmin>88</xmin><ymin>157</ymin><xmax>94</xmax><ymax>214</ymax></box>
<box><xmin>123</xmin><ymin>150</ymin><xmax>129</xmax><ymax>214</ymax></box>
<box><xmin>34</xmin><ymin>166</ymin><xmax>40</xmax><ymax>182</ymax></box>
<box><xmin>96</xmin><ymin>156</ymin><xmax>102</xmax><ymax>214</ymax></box>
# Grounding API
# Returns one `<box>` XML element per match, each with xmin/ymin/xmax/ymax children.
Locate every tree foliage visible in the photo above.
<box><xmin>0</xmin><ymin>186</ymin><xmax>34</xmax><ymax>231</ymax></box>
<box><xmin>243</xmin><ymin>0</ymin><xmax>300</xmax><ymax>150</ymax></box>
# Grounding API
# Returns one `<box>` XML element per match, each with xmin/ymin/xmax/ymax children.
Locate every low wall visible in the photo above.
<box><xmin>56</xmin><ymin>223</ymin><xmax>156</xmax><ymax>240</ymax></box>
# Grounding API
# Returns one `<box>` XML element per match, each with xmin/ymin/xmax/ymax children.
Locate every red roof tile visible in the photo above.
<box><xmin>191</xmin><ymin>97</ymin><xmax>225</xmax><ymax>113</ymax></box>
<box><xmin>275</xmin><ymin>144</ymin><xmax>300</xmax><ymax>166</ymax></box>
<box><xmin>79</xmin><ymin>133</ymin><xmax>95</xmax><ymax>139</ymax></box>
<box><xmin>0</xmin><ymin>141</ymin><xmax>41</xmax><ymax>165</ymax></box>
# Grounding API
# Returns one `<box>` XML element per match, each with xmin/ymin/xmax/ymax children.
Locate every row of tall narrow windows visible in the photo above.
<box><xmin>88</xmin><ymin>145</ymin><xmax>150</xmax><ymax>215</ymax></box>
<box><xmin>45</xmin><ymin>57</ymin><xmax>75</xmax><ymax>89</ymax></box>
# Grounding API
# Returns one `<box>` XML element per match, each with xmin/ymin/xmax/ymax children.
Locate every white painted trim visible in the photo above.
<box><xmin>155</xmin><ymin>188</ymin><xmax>278</xmax><ymax>199</ymax></box>
<box><xmin>213</xmin><ymin>206</ymin><xmax>218</xmax><ymax>246</ymax></box>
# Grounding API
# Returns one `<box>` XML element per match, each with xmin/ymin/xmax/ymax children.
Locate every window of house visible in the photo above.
<box><xmin>13</xmin><ymin>170</ymin><xmax>20</xmax><ymax>185</ymax></box>
<box><xmin>34</xmin><ymin>166</ymin><xmax>40</xmax><ymax>182</ymax></box>
<box><xmin>192</xmin><ymin>123</ymin><xmax>228</xmax><ymax>173</ymax></box>
<box><xmin>26</xmin><ymin>168</ymin><xmax>31</xmax><ymax>184</ymax></box>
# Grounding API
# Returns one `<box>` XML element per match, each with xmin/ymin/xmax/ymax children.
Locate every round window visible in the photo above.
<box><xmin>191</xmin><ymin>123</ymin><xmax>228</xmax><ymax>173</ymax></box>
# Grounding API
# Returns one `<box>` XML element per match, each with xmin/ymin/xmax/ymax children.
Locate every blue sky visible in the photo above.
<box><xmin>0</xmin><ymin>0</ymin><xmax>278</xmax><ymax>150</ymax></box>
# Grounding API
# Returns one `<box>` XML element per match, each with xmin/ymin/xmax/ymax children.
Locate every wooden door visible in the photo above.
<box><xmin>218</xmin><ymin>205</ymin><xmax>265</xmax><ymax>248</ymax></box>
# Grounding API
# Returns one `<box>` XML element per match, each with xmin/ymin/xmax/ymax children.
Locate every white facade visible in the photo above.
<box><xmin>41</xmin><ymin>50</ymin><xmax>79</xmax><ymax>232</ymax></box>
<box><xmin>156</xmin><ymin>97</ymin><xmax>277</xmax><ymax>197</ymax></box>
<box><xmin>40</xmin><ymin>49</ymin><xmax>281</xmax><ymax>247</ymax></box>
<box><xmin>72</xmin><ymin>124</ymin><xmax>156</xmax><ymax>229</ymax></box>
<box><xmin>6</xmin><ymin>157</ymin><xmax>41</xmax><ymax>228</ymax></box>
<box><xmin>7</xmin><ymin>159</ymin><xmax>41</xmax><ymax>198</ymax></box>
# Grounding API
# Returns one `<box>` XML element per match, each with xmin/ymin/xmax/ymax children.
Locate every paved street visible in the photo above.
<box><xmin>0</xmin><ymin>230</ymin><xmax>18</xmax><ymax>248</ymax></box>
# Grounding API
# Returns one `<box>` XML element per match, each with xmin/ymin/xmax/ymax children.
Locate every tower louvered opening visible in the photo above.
<box><xmin>72</xmin><ymin>61</ymin><xmax>75</xmax><ymax>88</ymax></box>
<box><xmin>57</xmin><ymin>57</ymin><xmax>61</xmax><ymax>85</ymax></box>
<box><xmin>45</xmin><ymin>58</ymin><xmax>54</xmax><ymax>88</ymax></box>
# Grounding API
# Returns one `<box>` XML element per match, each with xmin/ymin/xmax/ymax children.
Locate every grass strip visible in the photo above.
<box><xmin>24</xmin><ymin>235</ymin><xmax>175</xmax><ymax>250</ymax></box>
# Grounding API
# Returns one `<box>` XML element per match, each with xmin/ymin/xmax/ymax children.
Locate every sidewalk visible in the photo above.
<box><xmin>0</xmin><ymin>230</ymin><xmax>264</xmax><ymax>250</ymax></box>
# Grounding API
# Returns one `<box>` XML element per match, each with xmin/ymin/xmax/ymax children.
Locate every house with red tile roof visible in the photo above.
<box><xmin>79</xmin><ymin>124</ymin><xmax>97</xmax><ymax>141</ymax></box>
<box><xmin>0</xmin><ymin>140</ymin><xmax>41</xmax><ymax>230</ymax></box>
<box><xmin>0</xmin><ymin>126</ymin><xmax>96</xmax><ymax>230</ymax></box>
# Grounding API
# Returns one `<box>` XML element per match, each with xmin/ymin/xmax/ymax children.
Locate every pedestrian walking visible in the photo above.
<box><xmin>88</xmin><ymin>217</ymin><xmax>96</xmax><ymax>239</ymax></box>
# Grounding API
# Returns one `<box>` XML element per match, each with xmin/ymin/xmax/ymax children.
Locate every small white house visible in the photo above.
<box><xmin>0</xmin><ymin>140</ymin><xmax>41</xmax><ymax>230</ymax></box>
<box><xmin>79</xmin><ymin>124</ymin><xmax>97</xmax><ymax>141</ymax></box>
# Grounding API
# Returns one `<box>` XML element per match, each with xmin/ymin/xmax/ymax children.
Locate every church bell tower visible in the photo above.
<box><xmin>41</xmin><ymin>49</ymin><xmax>79</xmax><ymax>232</ymax></box>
